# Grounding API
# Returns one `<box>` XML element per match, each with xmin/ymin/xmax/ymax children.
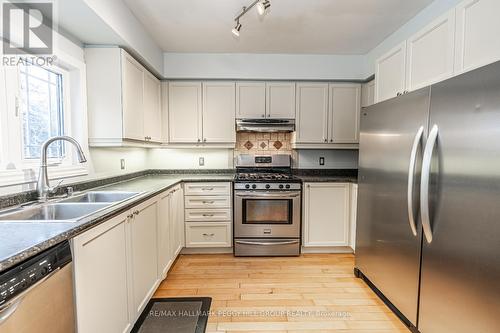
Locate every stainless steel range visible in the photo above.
<box><xmin>233</xmin><ymin>154</ymin><xmax>301</xmax><ymax>256</ymax></box>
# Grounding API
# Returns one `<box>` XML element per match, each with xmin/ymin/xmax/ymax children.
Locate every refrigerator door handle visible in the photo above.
<box><xmin>407</xmin><ymin>126</ymin><xmax>424</xmax><ymax>236</ymax></box>
<box><xmin>421</xmin><ymin>124</ymin><xmax>439</xmax><ymax>243</ymax></box>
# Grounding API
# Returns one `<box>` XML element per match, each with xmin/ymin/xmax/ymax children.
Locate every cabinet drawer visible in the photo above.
<box><xmin>184</xmin><ymin>196</ymin><xmax>231</xmax><ymax>209</ymax></box>
<box><xmin>185</xmin><ymin>222</ymin><xmax>232</xmax><ymax>248</ymax></box>
<box><xmin>185</xmin><ymin>208</ymin><xmax>231</xmax><ymax>222</ymax></box>
<box><xmin>184</xmin><ymin>182</ymin><xmax>231</xmax><ymax>196</ymax></box>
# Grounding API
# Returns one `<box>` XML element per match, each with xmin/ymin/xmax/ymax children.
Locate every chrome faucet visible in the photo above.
<box><xmin>36</xmin><ymin>136</ymin><xmax>87</xmax><ymax>201</ymax></box>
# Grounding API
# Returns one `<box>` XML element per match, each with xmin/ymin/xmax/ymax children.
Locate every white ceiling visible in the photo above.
<box><xmin>123</xmin><ymin>0</ymin><xmax>434</xmax><ymax>54</ymax></box>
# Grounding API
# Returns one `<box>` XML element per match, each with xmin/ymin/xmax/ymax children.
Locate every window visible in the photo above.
<box><xmin>19</xmin><ymin>65</ymin><xmax>65</xmax><ymax>160</ymax></box>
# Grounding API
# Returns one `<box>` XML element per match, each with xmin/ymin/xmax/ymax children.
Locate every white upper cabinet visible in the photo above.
<box><xmin>143</xmin><ymin>71</ymin><xmax>162</xmax><ymax>142</ymax></box>
<box><xmin>295</xmin><ymin>83</ymin><xmax>329</xmax><ymax>143</ymax></box>
<box><xmin>361</xmin><ymin>80</ymin><xmax>375</xmax><ymax>108</ymax></box>
<box><xmin>168</xmin><ymin>82</ymin><xmax>203</xmax><ymax>143</ymax></box>
<box><xmin>161</xmin><ymin>82</ymin><xmax>169</xmax><ymax>143</ymax></box>
<box><xmin>375</xmin><ymin>41</ymin><xmax>407</xmax><ymax>103</ymax></box>
<box><xmin>122</xmin><ymin>52</ymin><xmax>144</xmax><ymax>141</ymax></box>
<box><xmin>266</xmin><ymin>82</ymin><xmax>296</xmax><ymax>119</ymax></box>
<box><xmin>85</xmin><ymin>48</ymin><xmax>162</xmax><ymax>146</ymax></box>
<box><xmin>329</xmin><ymin>84</ymin><xmax>361</xmax><ymax>143</ymax></box>
<box><xmin>236</xmin><ymin>82</ymin><xmax>266</xmax><ymax>119</ymax></box>
<box><xmin>202</xmin><ymin>82</ymin><xmax>236</xmax><ymax>143</ymax></box>
<box><xmin>455</xmin><ymin>0</ymin><xmax>500</xmax><ymax>74</ymax></box>
<box><xmin>406</xmin><ymin>10</ymin><xmax>456</xmax><ymax>91</ymax></box>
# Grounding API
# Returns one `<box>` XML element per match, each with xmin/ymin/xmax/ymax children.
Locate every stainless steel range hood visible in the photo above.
<box><xmin>236</xmin><ymin>119</ymin><xmax>295</xmax><ymax>132</ymax></box>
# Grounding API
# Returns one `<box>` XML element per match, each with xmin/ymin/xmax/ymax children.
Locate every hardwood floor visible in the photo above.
<box><xmin>153</xmin><ymin>254</ymin><xmax>409</xmax><ymax>333</ymax></box>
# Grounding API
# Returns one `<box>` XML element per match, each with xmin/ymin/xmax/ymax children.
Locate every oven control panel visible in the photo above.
<box><xmin>234</xmin><ymin>183</ymin><xmax>301</xmax><ymax>190</ymax></box>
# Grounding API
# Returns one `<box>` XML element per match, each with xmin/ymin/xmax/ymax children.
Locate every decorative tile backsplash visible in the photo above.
<box><xmin>235</xmin><ymin>132</ymin><xmax>293</xmax><ymax>156</ymax></box>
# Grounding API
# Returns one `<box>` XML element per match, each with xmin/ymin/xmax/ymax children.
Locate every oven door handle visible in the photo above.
<box><xmin>235</xmin><ymin>240</ymin><xmax>300</xmax><ymax>246</ymax></box>
<box><xmin>234</xmin><ymin>192</ymin><xmax>300</xmax><ymax>198</ymax></box>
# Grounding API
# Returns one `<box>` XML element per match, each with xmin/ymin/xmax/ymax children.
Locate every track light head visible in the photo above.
<box><xmin>257</xmin><ymin>0</ymin><xmax>271</xmax><ymax>15</ymax></box>
<box><xmin>232</xmin><ymin>21</ymin><xmax>242</xmax><ymax>37</ymax></box>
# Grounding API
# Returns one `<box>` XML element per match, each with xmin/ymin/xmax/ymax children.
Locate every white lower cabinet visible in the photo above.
<box><xmin>73</xmin><ymin>212</ymin><xmax>131</xmax><ymax>333</ymax></box>
<box><xmin>303</xmin><ymin>183</ymin><xmax>351</xmax><ymax>248</ymax></box>
<box><xmin>185</xmin><ymin>222</ymin><xmax>232</xmax><ymax>248</ymax></box>
<box><xmin>73</xmin><ymin>186</ymin><xmax>185</xmax><ymax>333</ymax></box>
<box><xmin>129</xmin><ymin>199</ymin><xmax>159</xmax><ymax>317</ymax></box>
<box><xmin>184</xmin><ymin>182</ymin><xmax>233</xmax><ymax>249</ymax></box>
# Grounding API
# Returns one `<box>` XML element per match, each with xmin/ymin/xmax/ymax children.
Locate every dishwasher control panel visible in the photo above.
<box><xmin>0</xmin><ymin>241</ymin><xmax>71</xmax><ymax>307</ymax></box>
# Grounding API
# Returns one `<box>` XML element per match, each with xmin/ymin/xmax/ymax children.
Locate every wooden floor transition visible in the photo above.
<box><xmin>153</xmin><ymin>254</ymin><xmax>409</xmax><ymax>333</ymax></box>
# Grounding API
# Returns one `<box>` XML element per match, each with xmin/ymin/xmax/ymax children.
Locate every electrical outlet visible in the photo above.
<box><xmin>120</xmin><ymin>159</ymin><xmax>125</xmax><ymax>170</ymax></box>
<box><xmin>319</xmin><ymin>157</ymin><xmax>325</xmax><ymax>166</ymax></box>
<box><xmin>199</xmin><ymin>157</ymin><xmax>205</xmax><ymax>166</ymax></box>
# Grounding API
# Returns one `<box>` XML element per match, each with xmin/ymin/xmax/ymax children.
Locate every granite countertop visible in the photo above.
<box><xmin>295</xmin><ymin>175</ymin><xmax>358</xmax><ymax>183</ymax></box>
<box><xmin>0</xmin><ymin>173</ymin><xmax>234</xmax><ymax>273</ymax></box>
<box><xmin>293</xmin><ymin>169</ymin><xmax>358</xmax><ymax>183</ymax></box>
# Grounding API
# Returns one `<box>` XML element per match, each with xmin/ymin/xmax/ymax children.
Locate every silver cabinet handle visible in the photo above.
<box><xmin>203</xmin><ymin>138</ymin><xmax>207</xmax><ymax>142</ymax></box>
<box><xmin>134</xmin><ymin>210</ymin><xmax>139</xmax><ymax>216</ymax></box>
<box><xmin>324</xmin><ymin>138</ymin><xmax>327</xmax><ymax>142</ymax></box>
<box><xmin>202</xmin><ymin>213</ymin><xmax>214</xmax><ymax>217</ymax></box>
<box><xmin>407</xmin><ymin>126</ymin><xmax>424</xmax><ymax>237</ymax></box>
<box><xmin>202</xmin><ymin>187</ymin><xmax>214</xmax><ymax>191</ymax></box>
<box><xmin>202</xmin><ymin>201</ymin><xmax>215</xmax><ymax>204</ymax></box>
<box><xmin>262</xmin><ymin>114</ymin><xmax>265</xmax><ymax>118</ymax></box>
<box><xmin>202</xmin><ymin>233</ymin><xmax>215</xmax><ymax>237</ymax></box>
<box><xmin>235</xmin><ymin>240</ymin><xmax>299</xmax><ymax>246</ymax></box>
<box><xmin>421</xmin><ymin>124</ymin><xmax>439</xmax><ymax>243</ymax></box>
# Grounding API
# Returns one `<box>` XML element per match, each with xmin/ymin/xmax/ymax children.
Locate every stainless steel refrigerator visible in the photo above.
<box><xmin>356</xmin><ymin>61</ymin><xmax>500</xmax><ymax>333</ymax></box>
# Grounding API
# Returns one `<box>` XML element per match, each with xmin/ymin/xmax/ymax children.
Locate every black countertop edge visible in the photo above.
<box><xmin>292</xmin><ymin>168</ymin><xmax>358</xmax><ymax>177</ymax></box>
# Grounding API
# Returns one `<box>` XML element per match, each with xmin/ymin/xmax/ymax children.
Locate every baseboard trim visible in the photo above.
<box><xmin>181</xmin><ymin>247</ymin><xmax>233</xmax><ymax>254</ymax></box>
<box><xmin>301</xmin><ymin>246</ymin><xmax>354</xmax><ymax>254</ymax></box>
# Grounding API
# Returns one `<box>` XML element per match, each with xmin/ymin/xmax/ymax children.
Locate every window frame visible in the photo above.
<box><xmin>17</xmin><ymin>63</ymin><xmax>74</xmax><ymax>167</ymax></box>
<box><xmin>0</xmin><ymin>48</ymin><xmax>89</xmax><ymax>188</ymax></box>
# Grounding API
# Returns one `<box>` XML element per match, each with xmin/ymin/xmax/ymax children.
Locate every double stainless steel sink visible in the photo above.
<box><xmin>0</xmin><ymin>191</ymin><xmax>140</xmax><ymax>222</ymax></box>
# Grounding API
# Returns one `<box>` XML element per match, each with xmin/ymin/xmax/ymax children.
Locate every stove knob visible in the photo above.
<box><xmin>279</xmin><ymin>184</ymin><xmax>284</xmax><ymax>189</ymax></box>
<box><xmin>245</xmin><ymin>184</ymin><xmax>250</xmax><ymax>189</ymax></box>
<box><xmin>252</xmin><ymin>184</ymin><xmax>257</xmax><ymax>189</ymax></box>
<box><xmin>285</xmin><ymin>184</ymin><xmax>291</xmax><ymax>189</ymax></box>
<box><xmin>265</xmin><ymin>184</ymin><xmax>271</xmax><ymax>189</ymax></box>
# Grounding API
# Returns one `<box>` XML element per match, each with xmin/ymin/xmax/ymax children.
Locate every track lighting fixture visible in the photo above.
<box><xmin>257</xmin><ymin>0</ymin><xmax>271</xmax><ymax>16</ymax></box>
<box><xmin>232</xmin><ymin>0</ymin><xmax>271</xmax><ymax>36</ymax></box>
<box><xmin>232</xmin><ymin>21</ymin><xmax>242</xmax><ymax>37</ymax></box>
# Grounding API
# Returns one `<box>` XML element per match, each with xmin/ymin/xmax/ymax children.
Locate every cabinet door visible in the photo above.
<box><xmin>361</xmin><ymin>80</ymin><xmax>375</xmax><ymax>108</ymax></box>
<box><xmin>157</xmin><ymin>192</ymin><xmax>172</xmax><ymax>279</ymax></box>
<box><xmin>121</xmin><ymin>52</ymin><xmax>144</xmax><ymax>140</ymax></box>
<box><xmin>406</xmin><ymin>10</ymin><xmax>456</xmax><ymax>91</ymax></box>
<box><xmin>295</xmin><ymin>83</ymin><xmax>329</xmax><ymax>143</ymax></box>
<box><xmin>375</xmin><ymin>41</ymin><xmax>407</xmax><ymax>103</ymax></box>
<box><xmin>303</xmin><ymin>183</ymin><xmax>350</xmax><ymax>247</ymax></box>
<box><xmin>168</xmin><ymin>82</ymin><xmax>202</xmax><ymax>143</ymax></box>
<box><xmin>350</xmin><ymin>184</ymin><xmax>358</xmax><ymax>251</ymax></box>
<box><xmin>169</xmin><ymin>187</ymin><xmax>184</xmax><ymax>258</ymax></box>
<box><xmin>236</xmin><ymin>82</ymin><xmax>266</xmax><ymax>119</ymax></box>
<box><xmin>455</xmin><ymin>0</ymin><xmax>500</xmax><ymax>74</ymax></box>
<box><xmin>266</xmin><ymin>82</ymin><xmax>296</xmax><ymax>119</ymax></box>
<box><xmin>73</xmin><ymin>213</ymin><xmax>130</xmax><ymax>333</ymax></box>
<box><xmin>161</xmin><ymin>82</ymin><xmax>169</xmax><ymax>143</ymax></box>
<box><xmin>130</xmin><ymin>200</ymin><xmax>158</xmax><ymax>316</ymax></box>
<box><xmin>143</xmin><ymin>71</ymin><xmax>162</xmax><ymax>142</ymax></box>
<box><xmin>202</xmin><ymin>82</ymin><xmax>236</xmax><ymax>143</ymax></box>
<box><xmin>329</xmin><ymin>84</ymin><xmax>361</xmax><ymax>143</ymax></box>
<box><xmin>175</xmin><ymin>186</ymin><xmax>185</xmax><ymax>253</ymax></box>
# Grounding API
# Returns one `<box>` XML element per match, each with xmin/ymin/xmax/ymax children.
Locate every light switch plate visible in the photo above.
<box><xmin>199</xmin><ymin>157</ymin><xmax>205</xmax><ymax>166</ymax></box>
<box><xmin>319</xmin><ymin>157</ymin><xmax>325</xmax><ymax>166</ymax></box>
<box><xmin>120</xmin><ymin>159</ymin><xmax>125</xmax><ymax>170</ymax></box>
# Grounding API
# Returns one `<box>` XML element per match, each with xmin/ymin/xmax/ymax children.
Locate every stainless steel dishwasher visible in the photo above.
<box><xmin>0</xmin><ymin>241</ymin><xmax>75</xmax><ymax>333</ymax></box>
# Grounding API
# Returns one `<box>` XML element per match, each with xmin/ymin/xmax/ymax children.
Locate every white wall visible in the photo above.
<box><xmin>363</xmin><ymin>0</ymin><xmax>463</xmax><ymax>77</ymax></box>
<box><xmin>295</xmin><ymin>150</ymin><xmax>358</xmax><ymax>169</ymax></box>
<box><xmin>148</xmin><ymin>149</ymin><xmax>234</xmax><ymax>170</ymax></box>
<box><xmin>164</xmin><ymin>53</ymin><xmax>367</xmax><ymax>80</ymax></box>
<box><xmin>81</xmin><ymin>0</ymin><xmax>164</xmax><ymax>76</ymax></box>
